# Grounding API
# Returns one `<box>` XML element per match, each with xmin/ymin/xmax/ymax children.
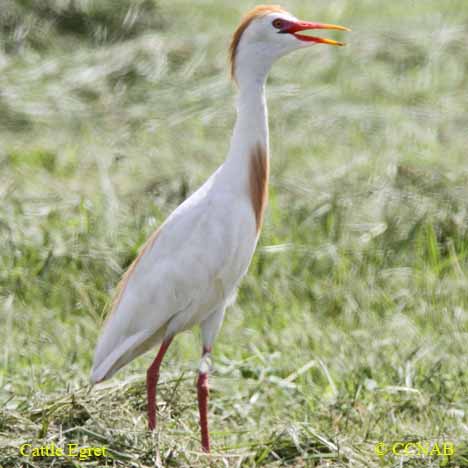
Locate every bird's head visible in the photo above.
<box><xmin>230</xmin><ymin>5</ymin><xmax>350</xmax><ymax>86</ymax></box>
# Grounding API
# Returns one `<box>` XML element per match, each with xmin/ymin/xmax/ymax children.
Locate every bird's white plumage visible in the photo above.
<box><xmin>91</xmin><ymin>157</ymin><xmax>259</xmax><ymax>382</ymax></box>
<box><xmin>91</xmin><ymin>7</ymin><xmax>341</xmax><ymax>385</ymax></box>
<box><xmin>89</xmin><ymin>5</ymin><xmax>349</xmax><ymax>453</ymax></box>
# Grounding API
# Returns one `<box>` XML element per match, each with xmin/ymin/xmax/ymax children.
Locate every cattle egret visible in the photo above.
<box><xmin>90</xmin><ymin>4</ymin><xmax>349</xmax><ymax>452</ymax></box>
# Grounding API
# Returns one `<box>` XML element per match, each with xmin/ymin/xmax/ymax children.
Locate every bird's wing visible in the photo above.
<box><xmin>91</xmin><ymin>183</ymin><xmax>255</xmax><ymax>383</ymax></box>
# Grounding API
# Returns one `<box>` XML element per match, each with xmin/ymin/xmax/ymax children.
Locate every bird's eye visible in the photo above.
<box><xmin>272</xmin><ymin>19</ymin><xmax>284</xmax><ymax>29</ymax></box>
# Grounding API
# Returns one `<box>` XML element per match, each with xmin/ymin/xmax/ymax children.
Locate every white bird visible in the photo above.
<box><xmin>90</xmin><ymin>4</ymin><xmax>349</xmax><ymax>452</ymax></box>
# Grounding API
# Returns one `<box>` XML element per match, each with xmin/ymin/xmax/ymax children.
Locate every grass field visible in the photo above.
<box><xmin>1</xmin><ymin>0</ymin><xmax>468</xmax><ymax>466</ymax></box>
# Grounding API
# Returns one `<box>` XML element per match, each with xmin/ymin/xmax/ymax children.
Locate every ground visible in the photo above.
<box><xmin>0</xmin><ymin>0</ymin><xmax>467</xmax><ymax>466</ymax></box>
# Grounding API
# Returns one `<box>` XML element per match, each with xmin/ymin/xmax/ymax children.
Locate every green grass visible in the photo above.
<box><xmin>1</xmin><ymin>0</ymin><xmax>468</xmax><ymax>466</ymax></box>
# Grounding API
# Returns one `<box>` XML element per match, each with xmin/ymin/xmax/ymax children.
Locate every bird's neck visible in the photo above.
<box><xmin>233</xmin><ymin>80</ymin><xmax>269</xmax><ymax>154</ymax></box>
<box><xmin>214</xmin><ymin>79</ymin><xmax>269</xmax><ymax>233</ymax></box>
<box><xmin>220</xmin><ymin>79</ymin><xmax>269</xmax><ymax>189</ymax></box>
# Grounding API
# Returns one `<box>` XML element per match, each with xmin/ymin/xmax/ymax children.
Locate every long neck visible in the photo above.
<box><xmin>231</xmin><ymin>80</ymin><xmax>269</xmax><ymax>157</ymax></box>
<box><xmin>221</xmin><ymin>79</ymin><xmax>269</xmax><ymax>185</ymax></box>
<box><xmin>217</xmin><ymin>78</ymin><xmax>270</xmax><ymax>232</ymax></box>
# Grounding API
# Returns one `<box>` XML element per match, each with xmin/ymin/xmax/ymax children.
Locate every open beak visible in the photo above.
<box><xmin>279</xmin><ymin>21</ymin><xmax>351</xmax><ymax>46</ymax></box>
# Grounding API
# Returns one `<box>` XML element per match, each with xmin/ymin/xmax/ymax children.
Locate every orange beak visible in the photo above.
<box><xmin>278</xmin><ymin>21</ymin><xmax>351</xmax><ymax>46</ymax></box>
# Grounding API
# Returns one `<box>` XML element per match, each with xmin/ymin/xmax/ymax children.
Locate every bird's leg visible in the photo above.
<box><xmin>197</xmin><ymin>345</ymin><xmax>212</xmax><ymax>452</ymax></box>
<box><xmin>146</xmin><ymin>337</ymin><xmax>173</xmax><ymax>431</ymax></box>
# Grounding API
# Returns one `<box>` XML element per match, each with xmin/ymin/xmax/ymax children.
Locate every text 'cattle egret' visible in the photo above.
<box><xmin>90</xmin><ymin>4</ymin><xmax>349</xmax><ymax>453</ymax></box>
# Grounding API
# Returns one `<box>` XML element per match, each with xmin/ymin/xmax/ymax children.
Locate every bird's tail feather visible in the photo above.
<box><xmin>90</xmin><ymin>327</ymin><xmax>166</xmax><ymax>383</ymax></box>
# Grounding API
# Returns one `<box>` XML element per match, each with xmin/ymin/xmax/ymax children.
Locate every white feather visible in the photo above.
<box><xmin>90</xmin><ymin>8</ymin><xmax>322</xmax><ymax>384</ymax></box>
<box><xmin>91</xmin><ymin>165</ymin><xmax>258</xmax><ymax>382</ymax></box>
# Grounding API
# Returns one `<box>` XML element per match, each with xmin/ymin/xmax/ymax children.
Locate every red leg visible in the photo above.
<box><xmin>197</xmin><ymin>346</ymin><xmax>211</xmax><ymax>452</ymax></box>
<box><xmin>146</xmin><ymin>337</ymin><xmax>173</xmax><ymax>431</ymax></box>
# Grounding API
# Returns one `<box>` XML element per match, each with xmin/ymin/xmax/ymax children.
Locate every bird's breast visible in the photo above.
<box><xmin>180</xmin><ymin>193</ymin><xmax>259</xmax><ymax>326</ymax></box>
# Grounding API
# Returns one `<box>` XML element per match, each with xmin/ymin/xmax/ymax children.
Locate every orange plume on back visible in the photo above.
<box><xmin>248</xmin><ymin>143</ymin><xmax>269</xmax><ymax>232</ymax></box>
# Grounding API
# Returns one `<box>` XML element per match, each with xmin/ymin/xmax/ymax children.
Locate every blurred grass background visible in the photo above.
<box><xmin>1</xmin><ymin>0</ymin><xmax>468</xmax><ymax>466</ymax></box>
